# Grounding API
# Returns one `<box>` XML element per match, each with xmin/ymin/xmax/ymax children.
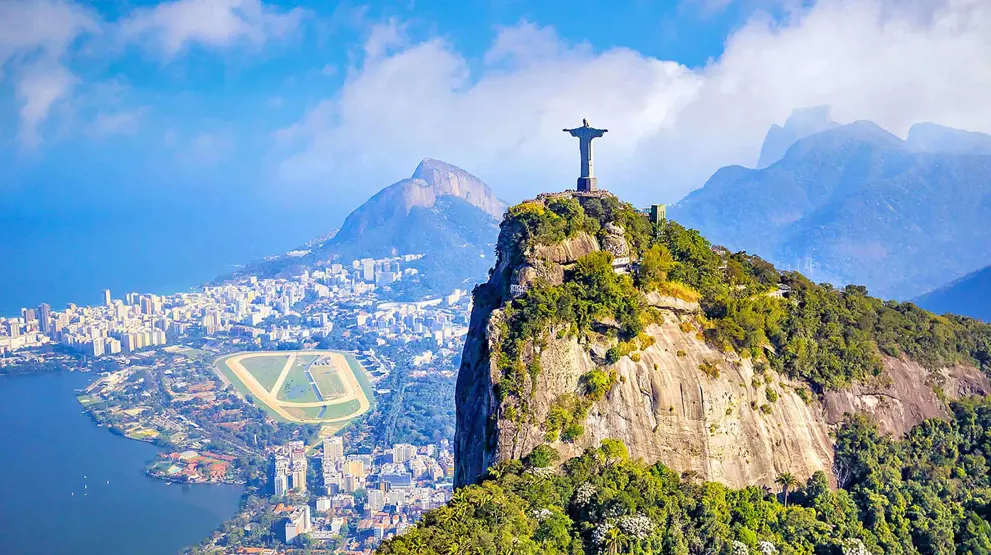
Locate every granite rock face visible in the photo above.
<box><xmin>454</xmin><ymin>198</ymin><xmax>989</xmax><ymax>489</ymax></box>
<box><xmin>334</xmin><ymin>159</ymin><xmax>505</xmax><ymax>243</ymax></box>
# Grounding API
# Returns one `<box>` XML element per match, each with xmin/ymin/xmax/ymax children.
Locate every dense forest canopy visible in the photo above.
<box><xmin>381</xmin><ymin>398</ymin><xmax>991</xmax><ymax>555</ymax></box>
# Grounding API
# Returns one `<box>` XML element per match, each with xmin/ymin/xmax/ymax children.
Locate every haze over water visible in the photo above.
<box><xmin>0</xmin><ymin>371</ymin><xmax>243</xmax><ymax>555</ymax></box>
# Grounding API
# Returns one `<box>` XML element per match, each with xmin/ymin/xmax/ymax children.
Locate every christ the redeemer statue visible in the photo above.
<box><xmin>563</xmin><ymin>118</ymin><xmax>608</xmax><ymax>192</ymax></box>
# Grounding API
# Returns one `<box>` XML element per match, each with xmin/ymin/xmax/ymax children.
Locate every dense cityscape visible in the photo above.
<box><xmin>0</xmin><ymin>253</ymin><xmax>468</xmax><ymax>360</ymax></box>
<box><xmin>264</xmin><ymin>436</ymin><xmax>454</xmax><ymax>550</ymax></box>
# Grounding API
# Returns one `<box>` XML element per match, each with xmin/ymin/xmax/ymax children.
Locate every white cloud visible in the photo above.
<box><xmin>186</xmin><ymin>130</ymin><xmax>235</xmax><ymax>164</ymax></box>
<box><xmin>363</xmin><ymin>17</ymin><xmax>408</xmax><ymax>60</ymax></box>
<box><xmin>274</xmin><ymin>0</ymin><xmax>991</xmax><ymax>207</ymax></box>
<box><xmin>0</xmin><ymin>0</ymin><xmax>98</xmax><ymax>71</ymax></box>
<box><xmin>89</xmin><ymin>109</ymin><xmax>144</xmax><ymax>137</ymax></box>
<box><xmin>119</xmin><ymin>0</ymin><xmax>306</xmax><ymax>58</ymax></box>
<box><xmin>0</xmin><ymin>0</ymin><xmax>99</xmax><ymax>147</ymax></box>
<box><xmin>15</xmin><ymin>63</ymin><xmax>80</xmax><ymax>147</ymax></box>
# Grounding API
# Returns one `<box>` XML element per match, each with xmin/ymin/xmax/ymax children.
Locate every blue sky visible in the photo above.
<box><xmin>1</xmin><ymin>0</ymin><xmax>990</xmax><ymax>312</ymax></box>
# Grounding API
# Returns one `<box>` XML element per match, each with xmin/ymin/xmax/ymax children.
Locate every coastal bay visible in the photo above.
<box><xmin>0</xmin><ymin>371</ymin><xmax>243</xmax><ymax>555</ymax></box>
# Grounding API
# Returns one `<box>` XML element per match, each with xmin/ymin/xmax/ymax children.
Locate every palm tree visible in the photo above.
<box><xmin>605</xmin><ymin>526</ymin><xmax>624</xmax><ymax>555</ymax></box>
<box><xmin>775</xmin><ymin>472</ymin><xmax>798</xmax><ymax>507</ymax></box>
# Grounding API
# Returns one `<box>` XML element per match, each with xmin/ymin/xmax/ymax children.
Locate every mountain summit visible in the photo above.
<box><xmin>454</xmin><ymin>191</ymin><xmax>991</xmax><ymax>489</ymax></box>
<box><xmin>232</xmin><ymin>159</ymin><xmax>504</xmax><ymax>297</ymax></box>
<box><xmin>383</xmin><ymin>190</ymin><xmax>991</xmax><ymax>555</ymax></box>
<box><xmin>672</xmin><ymin>119</ymin><xmax>991</xmax><ymax>299</ymax></box>
<box><xmin>756</xmin><ymin>105</ymin><xmax>839</xmax><ymax>168</ymax></box>
<box><xmin>332</xmin><ymin>158</ymin><xmax>505</xmax><ymax>245</ymax></box>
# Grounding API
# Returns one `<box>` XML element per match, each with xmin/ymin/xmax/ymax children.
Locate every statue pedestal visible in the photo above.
<box><xmin>576</xmin><ymin>177</ymin><xmax>597</xmax><ymax>192</ymax></box>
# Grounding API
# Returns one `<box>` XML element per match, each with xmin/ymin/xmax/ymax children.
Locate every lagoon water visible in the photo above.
<box><xmin>0</xmin><ymin>371</ymin><xmax>243</xmax><ymax>555</ymax></box>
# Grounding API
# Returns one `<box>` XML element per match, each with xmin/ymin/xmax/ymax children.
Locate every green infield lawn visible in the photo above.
<box><xmin>310</xmin><ymin>364</ymin><xmax>348</xmax><ymax>398</ymax></box>
<box><xmin>320</xmin><ymin>399</ymin><xmax>362</xmax><ymax>420</ymax></box>
<box><xmin>277</xmin><ymin>355</ymin><xmax>320</xmax><ymax>402</ymax></box>
<box><xmin>344</xmin><ymin>353</ymin><xmax>377</xmax><ymax>411</ymax></box>
<box><xmin>284</xmin><ymin>406</ymin><xmax>325</xmax><ymax>420</ymax></box>
<box><xmin>238</xmin><ymin>354</ymin><xmax>290</xmax><ymax>392</ymax></box>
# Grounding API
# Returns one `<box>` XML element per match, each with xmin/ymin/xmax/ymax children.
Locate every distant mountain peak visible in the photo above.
<box><xmin>672</xmin><ymin>116</ymin><xmax>991</xmax><ymax>300</ymax></box>
<box><xmin>328</xmin><ymin>158</ymin><xmax>504</xmax><ymax>252</ymax></box>
<box><xmin>783</xmin><ymin>105</ymin><xmax>834</xmax><ymax>130</ymax></box>
<box><xmin>756</xmin><ymin>105</ymin><xmax>840</xmax><ymax>168</ymax></box>
<box><xmin>906</xmin><ymin>122</ymin><xmax>991</xmax><ymax>155</ymax></box>
<box><xmin>815</xmin><ymin>119</ymin><xmax>903</xmax><ymax>146</ymax></box>
<box><xmin>409</xmin><ymin>158</ymin><xmax>506</xmax><ymax>218</ymax></box>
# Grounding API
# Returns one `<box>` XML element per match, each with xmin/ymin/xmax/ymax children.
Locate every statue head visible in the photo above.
<box><xmin>583</xmin><ymin>118</ymin><xmax>589</xmax><ymax>127</ymax></box>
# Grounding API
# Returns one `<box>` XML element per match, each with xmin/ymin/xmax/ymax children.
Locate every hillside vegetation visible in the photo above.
<box><xmin>381</xmin><ymin>398</ymin><xmax>991</xmax><ymax>555</ymax></box>
<box><xmin>436</xmin><ymin>193</ymin><xmax>991</xmax><ymax>554</ymax></box>
<box><xmin>481</xmin><ymin>193</ymin><xmax>991</xmax><ymax>419</ymax></box>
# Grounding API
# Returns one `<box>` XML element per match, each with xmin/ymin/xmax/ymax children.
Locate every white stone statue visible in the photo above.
<box><xmin>563</xmin><ymin>118</ymin><xmax>608</xmax><ymax>192</ymax></box>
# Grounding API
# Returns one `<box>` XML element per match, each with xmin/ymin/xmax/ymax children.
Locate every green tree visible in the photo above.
<box><xmin>775</xmin><ymin>473</ymin><xmax>798</xmax><ymax>507</ymax></box>
<box><xmin>636</xmin><ymin>243</ymin><xmax>676</xmax><ymax>291</ymax></box>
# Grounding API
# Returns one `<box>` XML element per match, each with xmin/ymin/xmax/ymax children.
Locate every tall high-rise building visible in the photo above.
<box><xmin>290</xmin><ymin>459</ymin><xmax>307</xmax><ymax>493</ymax></box>
<box><xmin>274</xmin><ymin>473</ymin><xmax>288</xmax><ymax>497</ymax></box>
<box><xmin>37</xmin><ymin>303</ymin><xmax>51</xmax><ymax>335</ymax></box>
<box><xmin>323</xmin><ymin>437</ymin><xmax>344</xmax><ymax>466</ymax></box>
<box><xmin>102</xmin><ymin>289</ymin><xmax>112</xmax><ymax>306</ymax></box>
<box><xmin>344</xmin><ymin>458</ymin><xmax>366</xmax><ymax>478</ymax></box>
<box><xmin>274</xmin><ymin>456</ymin><xmax>290</xmax><ymax>496</ymax></box>
<box><xmin>361</xmin><ymin>259</ymin><xmax>375</xmax><ymax>282</ymax></box>
<box><xmin>393</xmin><ymin>443</ymin><xmax>416</xmax><ymax>464</ymax></box>
<box><xmin>21</xmin><ymin>308</ymin><xmax>36</xmax><ymax>322</ymax></box>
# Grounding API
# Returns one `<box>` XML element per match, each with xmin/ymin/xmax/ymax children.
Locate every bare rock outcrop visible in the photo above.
<box><xmin>824</xmin><ymin>357</ymin><xmax>990</xmax><ymax>437</ymax></box>
<box><xmin>484</xmin><ymin>317</ymin><xmax>836</xmax><ymax>488</ymax></box>
<box><xmin>532</xmin><ymin>232</ymin><xmax>600</xmax><ymax>265</ymax></box>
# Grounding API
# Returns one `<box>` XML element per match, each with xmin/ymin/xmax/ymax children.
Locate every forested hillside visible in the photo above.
<box><xmin>381</xmin><ymin>398</ymin><xmax>991</xmax><ymax>554</ymax></box>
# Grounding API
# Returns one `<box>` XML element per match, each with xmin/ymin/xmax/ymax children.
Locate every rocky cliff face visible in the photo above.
<box><xmin>455</xmin><ymin>192</ymin><xmax>989</xmax><ymax>489</ymax></box>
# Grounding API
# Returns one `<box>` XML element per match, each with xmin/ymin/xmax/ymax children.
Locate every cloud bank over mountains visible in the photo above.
<box><xmin>3</xmin><ymin>0</ymin><xmax>991</xmax><ymax>206</ymax></box>
<box><xmin>276</xmin><ymin>0</ymin><xmax>991</xmax><ymax>204</ymax></box>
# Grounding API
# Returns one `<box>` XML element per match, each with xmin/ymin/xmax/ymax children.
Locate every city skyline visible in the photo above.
<box><xmin>0</xmin><ymin>251</ymin><xmax>469</xmax><ymax>358</ymax></box>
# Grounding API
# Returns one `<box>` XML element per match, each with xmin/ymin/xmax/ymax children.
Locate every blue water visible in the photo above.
<box><xmin>0</xmin><ymin>372</ymin><xmax>244</xmax><ymax>555</ymax></box>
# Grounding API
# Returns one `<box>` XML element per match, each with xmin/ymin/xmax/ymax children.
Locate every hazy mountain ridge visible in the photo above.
<box><xmin>915</xmin><ymin>265</ymin><xmax>991</xmax><ymax>322</ymax></box>
<box><xmin>671</xmin><ymin>116</ymin><xmax>991</xmax><ymax>299</ymax></box>
<box><xmin>756</xmin><ymin>105</ymin><xmax>839</xmax><ymax>168</ymax></box>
